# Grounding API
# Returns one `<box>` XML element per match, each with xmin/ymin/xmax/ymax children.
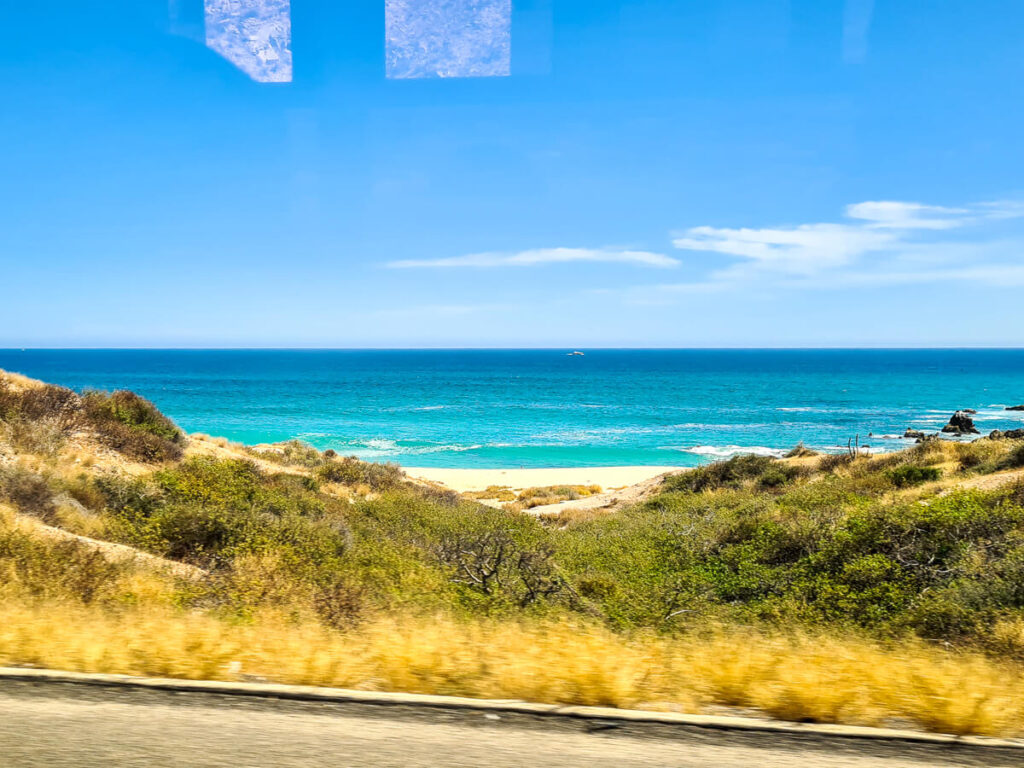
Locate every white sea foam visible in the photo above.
<box><xmin>342</xmin><ymin>438</ymin><xmax>486</xmax><ymax>457</ymax></box>
<box><xmin>405</xmin><ymin>444</ymin><xmax>483</xmax><ymax>455</ymax></box>
<box><xmin>531</xmin><ymin>424</ymin><xmax>777</xmax><ymax>443</ymax></box>
<box><xmin>678</xmin><ymin>445</ymin><xmax>787</xmax><ymax>459</ymax></box>
<box><xmin>973</xmin><ymin>408</ymin><xmax>1022</xmax><ymax>421</ymax></box>
<box><xmin>364</xmin><ymin>438</ymin><xmax>399</xmax><ymax>451</ymax></box>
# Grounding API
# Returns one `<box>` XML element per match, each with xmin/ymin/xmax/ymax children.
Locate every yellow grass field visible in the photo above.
<box><xmin>2</xmin><ymin>600</ymin><xmax>1023</xmax><ymax>738</ymax></box>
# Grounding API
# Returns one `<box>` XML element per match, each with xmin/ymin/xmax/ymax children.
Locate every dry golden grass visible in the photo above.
<box><xmin>464</xmin><ymin>485</ymin><xmax>517</xmax><ymax>502</ymax></box>
<box><xmin>518</xmin><ymin>484</ymin><xmax>603</xmax><ymax>500</ymax></box>
<box><xmin>512</xmin><ymin>484</ymin><xmax>604</xmax><ymax>510</ymax></box>
<box><xmin>0</xmin><ymin>370</ymin><xmax>44</xmax><ymax>392</ymax></box>
<box><xmin>51</xmin><ymin>498</ymin><xmax>106</xmax><ymax>539</ymax></box>
<box><xmin>2</xmin><ymin>600</ymin><xmax>1023</xmax><ymax>737</ymax></box>
<box><xmin>536</xmin><ymin>505</ymin><xmax>616</xmax><ymax>527</ymax></box>
<box><xmin>466</xmin><ymin>485</ymin><xmax>606</xmax><ymax>507</ymax></box>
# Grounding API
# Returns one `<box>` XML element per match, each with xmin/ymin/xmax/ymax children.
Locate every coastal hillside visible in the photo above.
<box><xmin>4</xmin><ymin>369</ymin><xmax>1024</xmax><ymax>736</ymax></box>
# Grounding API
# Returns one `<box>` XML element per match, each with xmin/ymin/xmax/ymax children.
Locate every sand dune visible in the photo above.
<box><xmin>402</xmin><ymin>465</ymin><xmax>681</xmax><ymax>493</ymax></box>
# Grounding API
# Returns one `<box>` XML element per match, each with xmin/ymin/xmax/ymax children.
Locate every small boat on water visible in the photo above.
<box><xmin>567</xmin><ymin>351</ymin><xmax>585</xmax><ymax>356</ymax></box>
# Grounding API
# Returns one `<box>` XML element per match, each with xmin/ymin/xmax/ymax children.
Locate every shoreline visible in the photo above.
<box><xmin>401</xmin><ymin>465</ymin><xmax>683</xmax><ymax>493</ymax></box>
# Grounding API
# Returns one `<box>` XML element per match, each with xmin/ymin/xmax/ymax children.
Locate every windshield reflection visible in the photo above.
<box><xmin>204</xmin><ymin>0</ymin><xmax>293</xmax><ymax>83</ymax></box>
<box><xmin>385</xmin><ymin>0</ymin><xmax>511</xmax><ymax>79</ymax></box>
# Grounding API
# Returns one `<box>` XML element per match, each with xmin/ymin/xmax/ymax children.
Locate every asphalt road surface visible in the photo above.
<box><xmin>1</xmin><ymin>680</ymin><xmax>1021</xmax><ymax>768</ymax></box>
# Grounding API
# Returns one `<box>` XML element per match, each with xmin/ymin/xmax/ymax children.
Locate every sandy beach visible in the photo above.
<box><xmin>401</xmin><ymin>466</ymin><xmax>682</xmax><ymax>493</ymax></box>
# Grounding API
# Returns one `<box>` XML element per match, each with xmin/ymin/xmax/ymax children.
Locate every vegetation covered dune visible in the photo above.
<box><xmin>4</xmin><ymin>370</ymin><xmax>1024</xmax><ymax>736</ymax></box>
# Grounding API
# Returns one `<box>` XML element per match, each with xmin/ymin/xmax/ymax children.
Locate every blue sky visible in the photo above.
<box><xmin>1</xmin><ymin>0</ymin><xmax>1023</xmax><ymax>347</ymax></box>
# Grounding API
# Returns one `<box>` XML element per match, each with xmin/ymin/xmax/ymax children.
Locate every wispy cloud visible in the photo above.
<box><xmin>387</xmin><ymin>247</ymin><xmax>679</xmax><ymax>269</ymax></box>
<box><xmin>383</xmin><ymin>199</ymin><xmax>1024</xmax><ymax>308</ymax></box>
<box><xmin>844</xmin><ymin>200</ymin><xmax>973</xmax><ymax>229</ymax></box>
<box><xmin>673</xmin><ymin>223</ymin><xmax>896</xmax><ymax>274</ymax></box>
<box><xmin>659</xmin><ymin>198</ymin><xmax>1024</xmax><ymax>294</ymax></box>
<box><xmin>671</xmin><ymin>198</ymin><xmax>1024</xmax><ymax>282</ymax></box>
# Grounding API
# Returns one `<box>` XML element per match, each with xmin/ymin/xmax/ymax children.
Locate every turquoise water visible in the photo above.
<box><xmin>1</xmin><ymin>350</ymin><xmax>1023</xmax><ymax>468</ymax></box>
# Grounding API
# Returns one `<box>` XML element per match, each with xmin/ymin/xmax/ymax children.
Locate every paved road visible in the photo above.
<box><xmin>1</xmin><ymin>680</ymin><xmax>1021</xmax><ymax>767</ymax></box>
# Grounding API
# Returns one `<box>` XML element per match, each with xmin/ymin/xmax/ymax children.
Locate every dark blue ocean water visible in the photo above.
<box><xmin>1</xmin><ymin>350</ymin><xmax>1023</xmax><ymax>468</ymax></box>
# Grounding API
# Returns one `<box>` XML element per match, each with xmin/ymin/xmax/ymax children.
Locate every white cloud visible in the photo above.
<box><xmin>387</xmin><ymin>247</ymin><xmax>679</xmax><ymax>269</ymax></box>
<box><xmin>978</xmin><ymin>200</ymin><xmax>1024</xmax><ymax>220</ymax></box>
<box><xmin>671</xmin><ymin>199</ymin><xmax>1024</xmax><ymax>280</ymax></box>
<box><xmin>673</xmin><ymin>223</ymin><xmax>896</xmax><ymax>274</ymax></box>
<box><xmin>844</xmin><ymin>201</ymin><xmax>971</xmax><ymax>229</ymax></box>
<box><xmin>844</xmin><ymin>199</ymin><xmax>1024</xmax><ymax>229</ymax></box>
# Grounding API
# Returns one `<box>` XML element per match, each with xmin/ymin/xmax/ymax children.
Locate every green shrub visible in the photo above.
<box><xmin>1003</xmin><ymin>443</ymin><xmax>1024</xmax><ymax>470</ymax></box>
<box><xmin>664</xmin><ymin>455</ymin><xmax>798</xmax><ymax>493</ymax></box>
<box><xmin>250</xmin><ymin>440</ymin><xmax>325</xmax><ymax>469</ymax></box>
<box><xmin>316</xmin><ymin>457</ymin><xmax>404</xmax><ymax>492</ymax></box>
<box><xmin>415</xmin><ymin>485</ymin><xmax>462</xmax><ymax>507</ymax></box>
<box><xmin>0</xmin><ymin>523</ymin><xmax>127</xmax><ymax>604</ymax></box>
<box><xmin>757</xmin><ymin>466</ymin><xmax>794</xmax><ymax>489</ymax></box>
<box><xmin>955</xmin><ymin>440</ymin><xmax>1002</xmax><ymax>471</ymax></box>
<box><xmin>817</xmin><ymin>453</ymin><xmax>857</xmax><ymax>472</ymax></box>
<box><xmin>865</xmin><ymin>452</ymin><xmax>910</xmax><ymax>472</ymax></box>
<box><xmin>886</xmin><ymin>465</ymin><xmax>942</xmax><ymax>488</ymax></box>
<box><xmin>101</xmin><ymin>458</ymin><xmax>347</xmax><ymax>572</ymax></box>
<box><xmin>82</xmin><ymin>390</ymin><xmax>184</xmax><ymax>462</ymax></box>
<box><xmin>83</xmin><ymin>390</ymin><xmax>179</xmax><ymax>440</ymax></box>
<box><xmin>0</xmin><ymin>380</ymin><xmax>182</xmax><ymax>462</ymax></box>
<box><xmin>903</xmin><ymin>440</ymin><xmax>947</xmax><ymax>466</ymax></box>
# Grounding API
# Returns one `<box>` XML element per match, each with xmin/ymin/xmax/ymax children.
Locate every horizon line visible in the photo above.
<box><xmin>3</xmin><ymin>346</ymin><xmax>1024</xmax><ymax>352</ymax></box>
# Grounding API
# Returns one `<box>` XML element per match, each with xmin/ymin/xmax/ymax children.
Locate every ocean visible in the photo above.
<box><xmin>1</xmin><ymin>349</ymin><xmax>1023</xmax><ymax>468</ymax></box>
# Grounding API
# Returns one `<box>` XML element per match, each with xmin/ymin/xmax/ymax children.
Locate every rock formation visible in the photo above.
<box><xmin>941</xmin><ymin>411</ymin><xmax>980</xmax><ymax>435</ymax></box>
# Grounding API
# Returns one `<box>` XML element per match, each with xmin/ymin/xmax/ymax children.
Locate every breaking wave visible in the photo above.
<box><xmin>676</xmin><ymin>445</ymin><xmax>787</xmax><ymax>459</ymax></box>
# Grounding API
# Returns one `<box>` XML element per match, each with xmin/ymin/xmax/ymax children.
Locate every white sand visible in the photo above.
<box><xmin>402</xmin><ymin>466</ymin><xmax>682</xmax><ymax>493</ymax></box>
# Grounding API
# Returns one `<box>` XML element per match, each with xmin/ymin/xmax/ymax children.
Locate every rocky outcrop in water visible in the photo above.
<box><xmin>904</xmin><ymin>429</ymin><xmax>927</xmax><ymax>440</ymax></box>
<box><xmin>941</xmin><ymin>411</ymin><xmax>980</xmax><ymax>435</ymax></box>
<box><xmin>1006</xmin><ymin>405</ymin><xmax>1024</xmax><ymax>412</ymax></box>
<box><xmin>989</xmin><ymin>429</ymin><xmax>1024</xmax><ymax>440</ymax></box>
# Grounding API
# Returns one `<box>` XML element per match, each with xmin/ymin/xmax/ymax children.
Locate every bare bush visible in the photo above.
<box><xmin>0</xmin><ymin>466</ymin><xmax>57</xmax><ymax>522</ymax></box>
<box><xmin>435</xmin><ymin>528</ymin><xmax>562</xmax><ymax>606</ymax></box>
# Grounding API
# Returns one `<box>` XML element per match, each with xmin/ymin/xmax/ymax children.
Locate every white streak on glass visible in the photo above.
<box><xmin>843</xmin><ymin>0</ymin><xmax>874</xmax><ymax>64</ymax></box>
<box><xmin>205</xmin><ymin>0</ymin><xmax>292</xmax><ymax>83</ymax></box>
<box><xmin>386</xmin><ymin>0</ymin><xmax>511</xmax><ymax>80</ymax></box>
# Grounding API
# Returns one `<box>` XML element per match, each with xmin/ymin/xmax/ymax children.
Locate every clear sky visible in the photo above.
<box><xmin>2</xmin><ymin>1</ymin><xmax>1023</xmax><ymax>348</ymax></box>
